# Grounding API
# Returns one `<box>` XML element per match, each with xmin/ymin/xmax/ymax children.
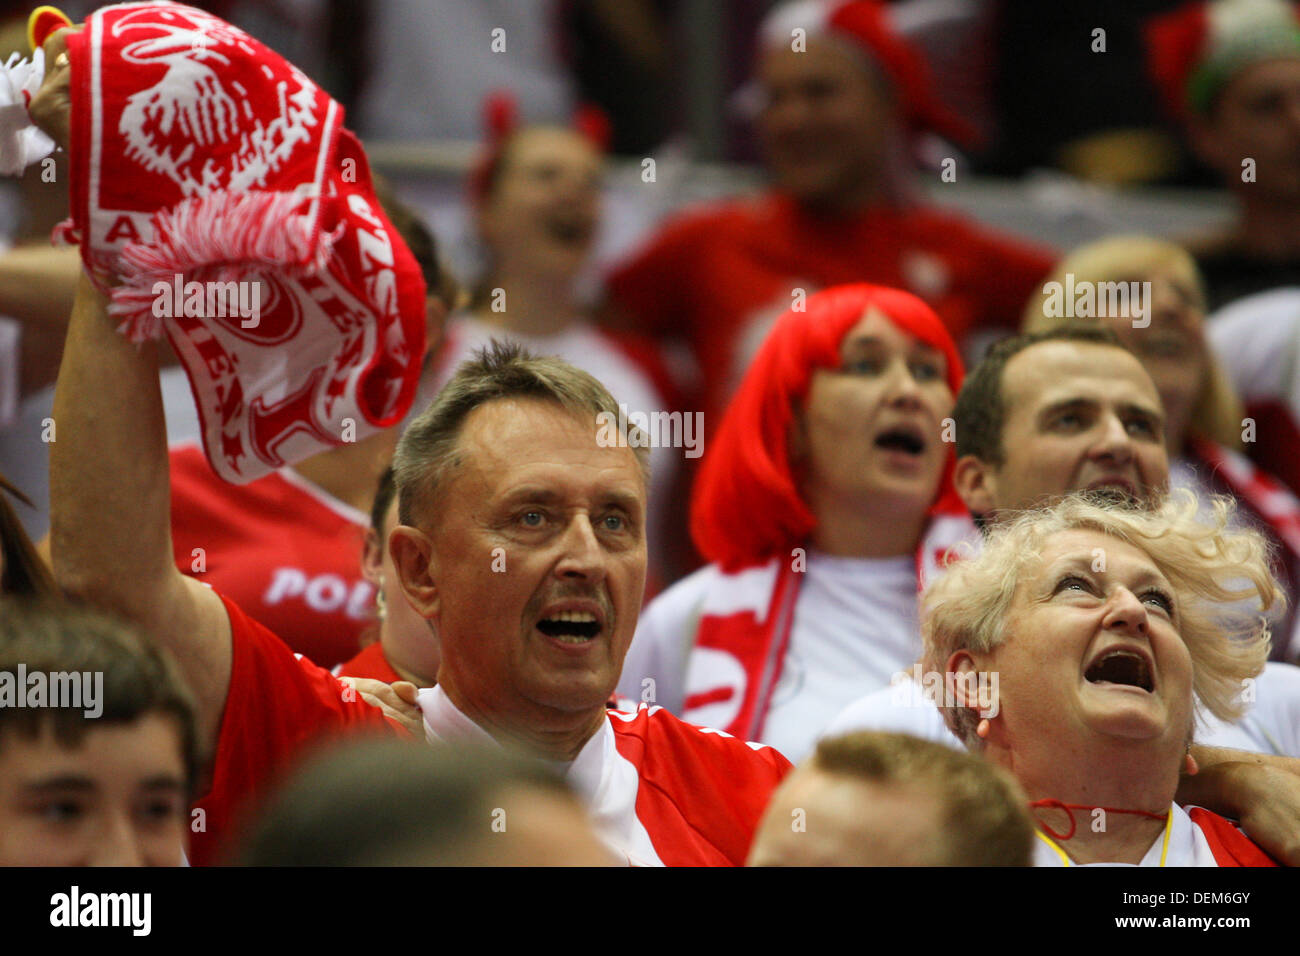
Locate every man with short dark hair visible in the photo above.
<box><xmin>747</xmin><ymin>731</ymin><xmax>1034</xmax><ymax>866</ymax></box>
<box><xmin>0</xmin><ymin>600</ymin><xmax>197</xmax><ymax>866</ymax></box>
<box><xmin>950</xmin><ymin>324</ymin><xmax>1169</xmax><ymax>524</ymax></box>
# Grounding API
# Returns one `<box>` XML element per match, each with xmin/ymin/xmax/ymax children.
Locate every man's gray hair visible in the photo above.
<box><xmin>392</xmin><ymin>340</ymin><xmax>650</xmax><ymax>528</ymax></box>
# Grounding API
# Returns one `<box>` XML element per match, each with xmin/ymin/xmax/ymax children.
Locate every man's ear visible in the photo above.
<box><xmin>361</xmin><ymin>528</ymin><xmax>384</xmax><ymax>585</ymax></box>
<box><xmin>953</xmin><ymin>454</ymin><xmax>996</xmax><ymax>519</ymax></box>
<box><xmin>389</xmin><ymin>525</ymin><xmax>439</xmax><ymax>620</ymax></box>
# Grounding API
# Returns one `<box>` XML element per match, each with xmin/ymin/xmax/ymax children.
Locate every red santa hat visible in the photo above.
<box><xmin>1145</xmin><ymin>0</ymin><xmax>1300</xmax><ymax>123</ymax></box>
<box><xmin>753</xmin><ymin>0</ymin><xmax>979</xmax><ymax>146</ymax></box>
<box><xmin>44</xmin><ymin>2</ymin><xmax>426</xmax><ymax>483</ymax></box>
<box><xmin>691</xmin><ymin>283</ymin><xmax>965</xmax><ymax>572</ymax></box>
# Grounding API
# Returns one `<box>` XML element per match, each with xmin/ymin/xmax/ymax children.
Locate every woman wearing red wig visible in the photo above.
<box><xmin>616</xmin><ymin>284</ymin><xmax>974</xmax><ymax>762</ymax></box>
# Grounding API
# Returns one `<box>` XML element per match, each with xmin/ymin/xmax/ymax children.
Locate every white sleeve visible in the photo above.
<box><xmin>822</xmin><ymin>680</ymin><xmax>963</xmax><ymax>751</ymax></box>
<box><xmin>1198</xmin><ymin>662</ymin><xmax>1300</xmax><ymax>758</ymax></box>
<box><xmin>617</xmin><ymin>565</ymin><xmax>717</xmax><ymax>715</ymax></box>
<box><xmin>1208</xmin><ymin>288</ymin><xmax>1300</xmax><ymax>409</ymax></box>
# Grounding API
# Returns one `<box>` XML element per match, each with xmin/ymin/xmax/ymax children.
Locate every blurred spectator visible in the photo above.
<box><xmin>747</xmin><ymin>730</ymin><xmax>1033</xmax><ymax>865</ymax></box>
<box><xmin>434</xmin><ymin>119</ymin><xmax>685</xmax><ymax>588</ymax></box>
<box><xmin>333</xmin><ymin>466</ymin><xmax>440</xmax><ymax>684</ymax></box>
<box><xmin>235</xmin><ymin>739</ymin><xmax>615</xmax><ymax>865</ymax></box>
<box><xmin>603</xmin><ymin>0</ymin><xmax>1054</xmax><ymax>427</ymax></box>
<box><xmin>1145</xmin><ymin>0</ymin><xmax>1300</xmax><ymax>309</ymax></box>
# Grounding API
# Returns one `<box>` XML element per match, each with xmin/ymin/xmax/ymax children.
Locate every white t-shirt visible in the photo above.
<box><xmin>1208</xmin><ymin>287</ymin><xmax>1300</xmax><ymax>414</ymax></box>
<box><xmin>621</xmin><ymin>549</ymin><xmax>923</xmax><ymax>764</ymax></box>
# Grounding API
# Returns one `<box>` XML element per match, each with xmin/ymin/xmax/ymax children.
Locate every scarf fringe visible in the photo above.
<box><xmin>108</xmin><ymin>190</ymin><xmax>340</xmax><ymax>343</ymax></box>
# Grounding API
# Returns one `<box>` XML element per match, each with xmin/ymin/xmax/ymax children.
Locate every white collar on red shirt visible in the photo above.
<box><xmin>1032</xmin><ymin>803</ymin><xmax>1218</xmax><ymax>867</ymax></box>
<box><xmin>415</xmin><ymin>686</ymin><xmax>664</xmax><ymax>865</ymax></box>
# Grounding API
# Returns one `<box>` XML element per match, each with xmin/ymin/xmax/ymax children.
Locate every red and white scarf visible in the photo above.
<box><xmin>688</xmin><ymin>507</ymin><xmax>978</xmax><ymax>741</ymax></box>
<box><xmin>57</xmin><ymin>2</ymin><xmax>426</xmax><ymax>482</ymax></box>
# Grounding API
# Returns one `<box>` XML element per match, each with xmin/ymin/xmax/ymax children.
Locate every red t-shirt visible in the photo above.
<box><xmin>334</xmin><ymin>640</ymin><xmax>403</xmax><ymax>683</ymax></box>
<box><xmin>191</xmin><ymin>592</ymin><xmax>791</xmax><ymax>866</ymax></box>
<box><xmin>169</xmin><ymin>443</ymin><xmax>373</xmax><ymax>667</ymax></box>
<box><xmin>606</xmin><ymin>193</ymin><xmax>1055</xmax><ymax>418</ymax></box>
<box><xmin>189</xmin><ymin>593</ymin><xmax>396</xmax><ymax>866</ymax></box>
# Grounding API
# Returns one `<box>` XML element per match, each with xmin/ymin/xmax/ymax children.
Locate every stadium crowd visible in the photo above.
<box><xmin>1</xmin><ymin>0</ymin><xmax>1300</xmax><ymax>867</ymax></box>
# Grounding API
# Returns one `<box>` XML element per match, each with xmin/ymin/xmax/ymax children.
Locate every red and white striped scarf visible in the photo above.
<box><xmin>61</xmin><ymin>2</ymin><xmax>426</xmax><ymax>482</ymax></box>
<box><xmin>689</xmin><ymin>507</ymin><xmax>978</xmax><ymax>741</ymax></box>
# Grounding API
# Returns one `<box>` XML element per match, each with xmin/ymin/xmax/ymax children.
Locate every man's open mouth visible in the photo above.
<box><xmin>536</xmin><ymin>610</ymin><xmax>602</xmax><ymax>643</ymax></box>
<box><xmin>1084</xmin><ymin>648</ymin><xmax>1154</xmax><ymax>692</ymax></box>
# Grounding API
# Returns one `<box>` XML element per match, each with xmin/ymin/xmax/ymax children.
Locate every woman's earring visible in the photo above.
<box><xmin>976</xmin><ymin>717</ymin><xmax>990</xmax><ymax>738</ymax></box>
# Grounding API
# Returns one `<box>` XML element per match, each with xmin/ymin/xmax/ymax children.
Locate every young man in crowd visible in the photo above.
<box><xmin>1145</xmin><ymin>0</ymin><xmax>1300</xmax><ymax>310</ymax></box>
<box><xmin>747</xmin><ymin>731</ymin><xmax>1033</xmax><ymax>866</ymax></box>
<box><xmin>0</xmin><ymin>600</ymin><xmax>198</xmax><ymax>866</ymax></box>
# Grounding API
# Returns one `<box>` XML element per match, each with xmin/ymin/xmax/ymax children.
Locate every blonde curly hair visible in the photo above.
<box><xmin>922</xmin><ymin>492</ymin><xmax>1278</xmax><ymax>748</ymax></box>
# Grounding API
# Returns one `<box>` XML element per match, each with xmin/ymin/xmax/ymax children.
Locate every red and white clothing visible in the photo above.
<box><xmin>333</xmin><ymin>640</ymin><xmax>402</xmax><ymax>683</ymax></box>
<box><xmin>1208</xmin><ymin>288</ymin><xmax>1300</xmax><ymax>497</ymax></box>
<box><xmin>1033</xmin><ymin>805</ymin><xmax>1276</xmax><ymax>867</ymax></box>
<box><xmin>417</xmin><ymin>685</ymin><xmax>790</xmax><ymax>866</ymax></box>
<box><xmin>190</xmin><ymin>592</ymin><xmax>396</xmax><ymax>867</ymax></box>
<box><xmin>192</xmin><ymin>590</ymin><xmax>789</xmax><ymax>866</ymax></box>
<box><xmin>604</xmin><ymin>194</ymin><xmax>1054</xmax><ymax>420</ymax></box>
<box><xmin>169</xmin><ymin>442</ymin><xmax>373</xmax><ymax>668</ymax></box>
<box><xmin>433</xmin><ymin>314</ymin><xmax>681</xmax><ymax>592</ymax></box>
<box><xmin>618</xmin><ymin>513</ymin><xmax>978</xmax><ymax>763</ymax></box>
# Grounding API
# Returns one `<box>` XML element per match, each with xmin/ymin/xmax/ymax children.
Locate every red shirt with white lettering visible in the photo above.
<box><xmin>169</xmin><ymin>443</ymin><xmax>373</xmax><ymax>667</ymax></box>
<box><xmin>606</xmin><ymin>194</ymin><xmax>1054</xmax><ymax>420</ymax></box>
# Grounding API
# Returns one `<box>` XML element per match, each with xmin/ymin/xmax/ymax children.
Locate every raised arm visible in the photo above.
<box><xmin>49</xmin><ymin>270</ymin><xmax>231</xmax><ymax>751</ymax></box>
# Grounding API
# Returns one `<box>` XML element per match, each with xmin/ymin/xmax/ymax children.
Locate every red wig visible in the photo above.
<box><xmin>691</xmin><ymin>283</ymin><xmax>965</xmax><ymax>571</ymax></box>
